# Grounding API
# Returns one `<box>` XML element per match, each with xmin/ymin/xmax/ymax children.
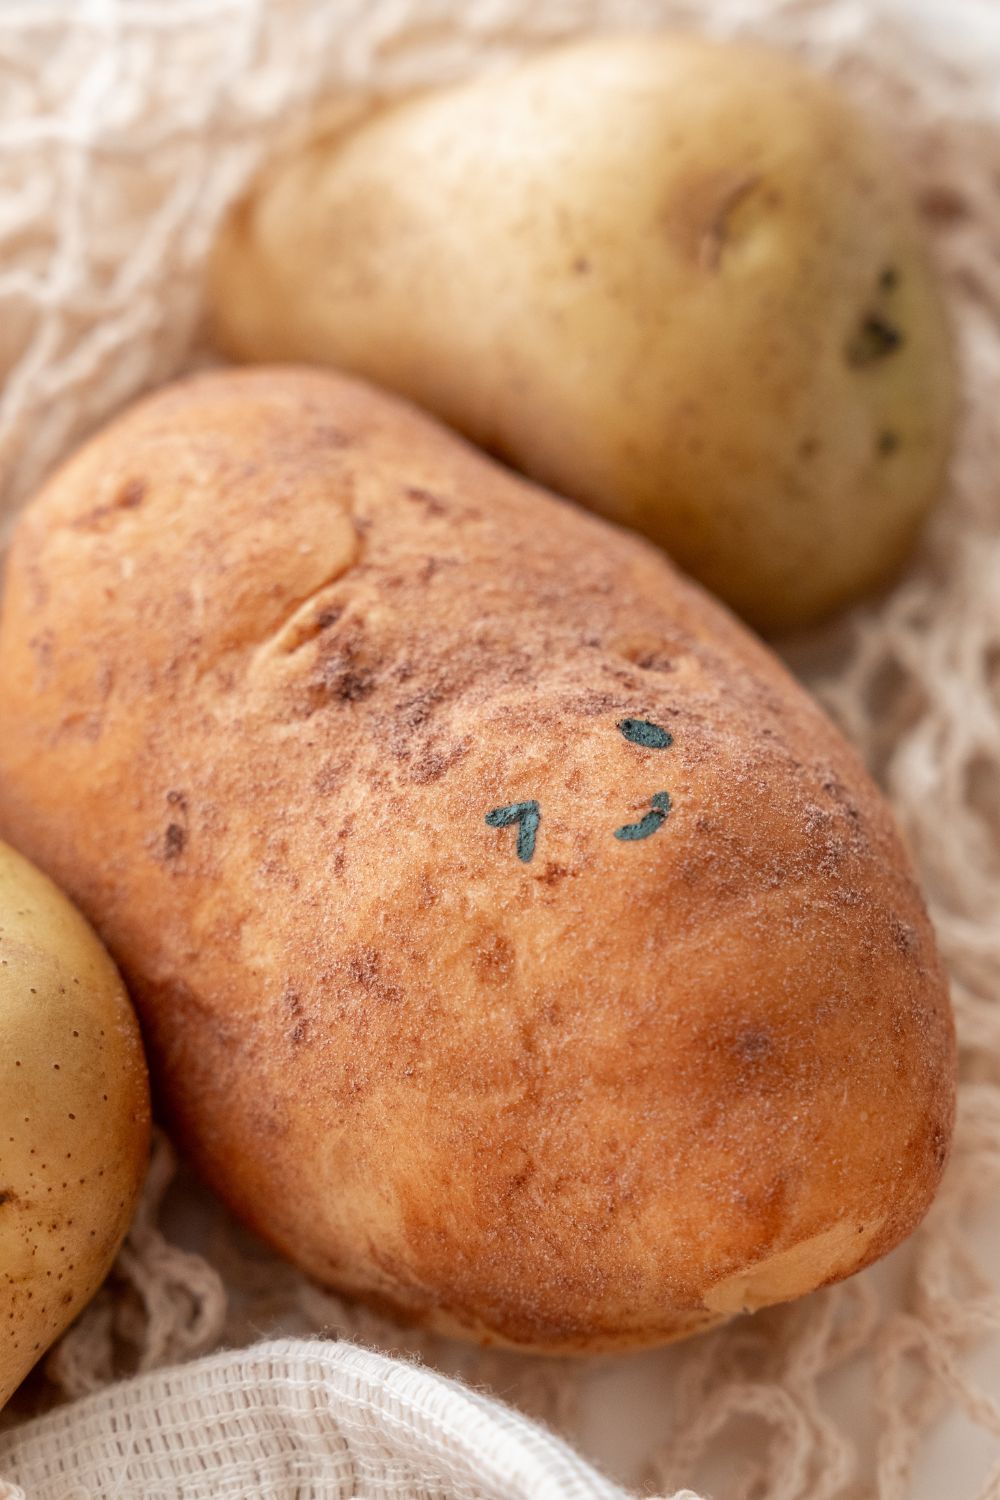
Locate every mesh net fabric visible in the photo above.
<box><xmin>2</xmin><ymin>0</ymin><xmax>1000</xmax><ymax>1496</ymax></box>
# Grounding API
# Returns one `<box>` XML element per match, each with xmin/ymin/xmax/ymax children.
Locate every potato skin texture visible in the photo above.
<box><xmin>0</xmin><ymin>368</ymin><xmax>953</xmax><ymax>1353</ymax></box>
<box><xmin>0</xmin><ymin>842</ymin><xmax>149</xmax><ymax>1406</ymax></box>
<box><xmin>211</xmin><ymin>34</ymin><xmax>956</xmax><ymax>634</ymax></box>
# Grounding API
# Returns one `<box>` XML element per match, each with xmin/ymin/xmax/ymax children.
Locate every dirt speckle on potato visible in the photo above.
<box><xmin>163</xmin><ymin>823</ymin><xmax>187</xmax><ymax>859</ymax></box>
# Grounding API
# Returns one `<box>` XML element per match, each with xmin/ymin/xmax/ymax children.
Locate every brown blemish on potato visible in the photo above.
<box><xmin>280</xmin><ymin>604</ymin><xmax>345</xmax><ymax>655</ymax></box>
<box><xmin>931</xmin><ymin>1121</ymin><xmax>950</xmax><ymax>1169</ymax></box>
<box><xmin>920</xmin><ymin>184</ymin><xmax>967</xmax><ymax>224</ymax></box>
<box><xmin>473</xmin><ymin>931</ymin><xmax>514</xmax><ymax>984</ymax></box>
<box><xmin>117</xmin><ymin>478</ymin><xmax>147</xmax><ymax>509</ymax></box>
<box><xmin>404</xmin><ymin>485</ymin><xmax>449</xmax><ymax>517</ymax></box>
<box><xmin>614</xmin><ymin>635</ymin><xmax>677</xmax><ymax>676</ymax></box>
<box><xmin>391</xmin><ymin>683</ymin><xmax>452</xmax><ymax>736</ymax></box>
<box><xmin>847</xmin><ymin>312</ymin><xmax>904</xmax><ymax>367</ymax></box>
<box><xmin>322</xmin><ymin>660</ymin><xmax>374</xmax><ymax>703</ymax></box>
<box><xmin>314</xmin><ymin>757</ymin><xmax>349</xmax><ymax>795</ymax></box>
<box><xmin>409</xmin><ymin>739</ymin><xmax>471</xmax><ymax>784</ymax></box>
<box><xmin>282</xmin><ymin>985</ymin><xmax>305</xmax><ymax>1029</ymax></box>
<box><xmin>298</xmin><ymin>627</ymin><xmax>379</xmax><ymax>713</ymax></box>
<box><xmin>71</xmin><ymin>477</ymin><xmax>147</xmax><ymax>532</ymax></box>
<box><xmin>692</xmin><ymin>172</ymin><xmax>761</xmax><ymax>271</ymax></box>
<box><xmin>888</xmin><ymin>913</ymin><xmax>918</xmax><ymax>956</ymax></box>
<box><xmin>255</xmin><ymin>512</ymin><xmax>363</xmax><ymax>659</ymax></box>
<box><xmin>346</xmin><ymin>946</ymin><xmax>403</xmax><ymax>1005</ymax></box>
<box><xmin>163</xmin><ymin>823</ymin><xmax>186</xmax><ymax>859</ymax></box>
<box><xmin>734</xmin><ymin>1027</ymin><xmax>773</xmax><ymax>1064</ymax></box>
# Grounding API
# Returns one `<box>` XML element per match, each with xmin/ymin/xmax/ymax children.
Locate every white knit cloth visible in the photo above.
<box><xmin>0</xmin><ymin>1338</ymin><xmax>664</xmax><ymax>1499</ymax></box>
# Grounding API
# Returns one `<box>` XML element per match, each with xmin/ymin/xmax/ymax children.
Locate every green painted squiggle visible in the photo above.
<box><xmin>618</xmin><ymin>718</ymin><xmax>672</xmax><ymax>749</ymax></box>
<box><xmin>614</xmin><ymin>791</ymin><xmax>671</xmax><ymax>842</ymax></box>
<box><xmin>485</xmin><ymin>800</ymin><xmax>541</xmax><ymax>862</ymax></box>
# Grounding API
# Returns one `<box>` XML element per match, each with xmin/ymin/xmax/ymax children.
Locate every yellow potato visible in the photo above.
<box><xmin>0</xmin><ymin>369</ymin><xmax>954</xmax><ymax>1352</ymax></box>
<box><xmin>0</xmin><ymin>841</ymin><xmax>149</xmax><ymax>1406</ymax></box>
<box><xmin>211</xmin><ymin>33</ymin><xmax>956</xmax><ymax>633</ymax></box>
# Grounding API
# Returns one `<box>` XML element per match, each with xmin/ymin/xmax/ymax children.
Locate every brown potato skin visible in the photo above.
<box><xmin>0</xmin><ymin>369</ymin><xmax>954</xmax><ymax>1352</ymax></box>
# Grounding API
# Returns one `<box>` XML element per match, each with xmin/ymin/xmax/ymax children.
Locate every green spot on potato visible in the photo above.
<box><xmin>486</xmin><ymin>800</ymin><xmax>541</xmax><ymax>862</ymax></box>
<box><xmin>618</xmin><ymin>718</ymin><xmax>672</xmax><ymax>749</ymax></box>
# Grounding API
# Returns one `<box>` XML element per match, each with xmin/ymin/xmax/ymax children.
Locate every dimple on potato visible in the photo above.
<box><xmin>0</xmin><ymin>368</ymin><xmax>954</xmax><ymax>1352</ymax></box>
<box><xmin>211</xmin><ymin>33</ymin><xmax>956</xmax><ymax>633</ymax></box>
<box><xmin>0</xmin><ymin>841</ymin><xmax>149</xmax><ymax>1406</ymax></box>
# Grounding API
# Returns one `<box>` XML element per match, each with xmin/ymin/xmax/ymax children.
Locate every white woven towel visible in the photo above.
<box><xmin>0</xmin><ymin>1337</ymin><xmax>684</xmax><ymax>1500</ymax></box>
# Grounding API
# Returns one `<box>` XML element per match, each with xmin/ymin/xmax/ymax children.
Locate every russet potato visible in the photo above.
<box><xmin>0</xmin><ymin>842</ymin><xmax>149</xmax><ymax>1406</ymax></box>
<box><xmin>0</xmin><ymin>368</ymin><xmax>954</xmax><ymax>1352</ymax></box>
<box><xmin>211</xmin><ymin>33</ymin><xmax>956</xmax><ymax>633</ymax></box>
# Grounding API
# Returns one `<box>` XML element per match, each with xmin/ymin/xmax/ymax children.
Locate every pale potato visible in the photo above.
<box><xmin>210</xmin><ymin>33</ymin><xmax>956</xmax><ymax>633</ymax></box>
<box><xmin>0</xmin><ymin>368</ymin><xmax>954</xmax><ymax>1352</ymax></box>
<box><xmin>0</xmin><ymin>841</ymin><xmax>149</xmax><ymax>1406</ymax></box>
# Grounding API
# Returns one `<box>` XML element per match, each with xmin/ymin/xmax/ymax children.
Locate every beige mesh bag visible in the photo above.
<box><xmin>2</xmin><ymin>1</ymin><xmax>1000</xmax><ymax>1497</ymax></box>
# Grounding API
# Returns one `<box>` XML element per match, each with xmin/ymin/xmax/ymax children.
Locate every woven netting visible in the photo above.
<box><xmin>2</xmin><ymin>1</ymin><xmax>999</xmax><ymax>1496</ymax></box>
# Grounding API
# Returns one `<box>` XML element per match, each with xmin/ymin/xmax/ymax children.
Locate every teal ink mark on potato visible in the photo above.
<box><xmin>486</xmin><ymin>800</ymin><xmax>541</xmax><ymax>862</ymax></box>
<box><xmin>487</xmin><ymin>725</ymin><xmax>674</xmax><ymax>863</ymax></box>
<box><xmin>618</xmin><ymin>718</ymin><xmax>672</xmax><ymax>750</ymax></box>
<box><xmin>615</xmin><ymin>791</ymin><xmax>671</xmax><ymax>843</ymax></box>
